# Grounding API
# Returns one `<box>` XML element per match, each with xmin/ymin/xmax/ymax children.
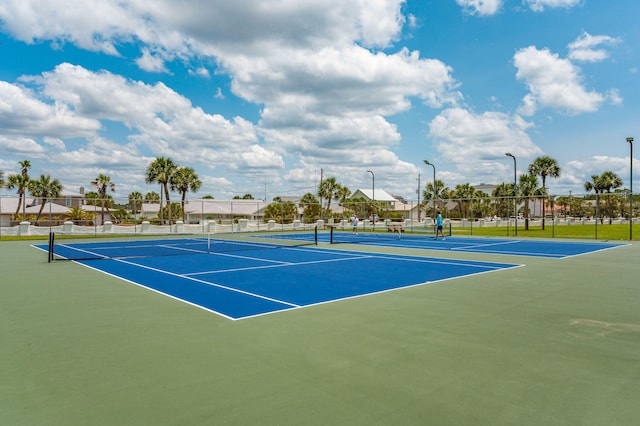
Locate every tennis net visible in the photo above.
<box><xmin>47</xmin><ymin>228</ymin><xmax>318</xmax><ymax>262</ymax></box>
<box><xmin>329</xmin><ymin>225</ymin><xmax>449</xmax><ymax>245</ymax></box>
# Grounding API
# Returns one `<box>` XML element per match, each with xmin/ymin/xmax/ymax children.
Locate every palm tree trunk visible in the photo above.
<box><xmin>181</xmin><ymin>192</ymin><xmax>187</xmax><ymax>222</ymax></box>
<box><xmin>36</xmin><ymin>202</ymin><xmax>45</xmax><ymax>223</ymax></box>
<box><xmin>164</xmin><ymin>183</ymin><xmax>172</xmax><ymax>225</ymax></box>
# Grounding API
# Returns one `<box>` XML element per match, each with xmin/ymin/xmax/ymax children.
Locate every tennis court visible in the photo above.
<box><xmin>36</xmin><ymin>236</ymin><xmax>520</xmax><ymax>320</ymax></box>
<box><xmin>278</xmin><ymin>230</ymin><xmax>626</xmax><ymax>258</ymax></box>
<box><xmin>3</xmin><ymin>235</ymin><xmax>639</xmax><ymax>425</ymax></box>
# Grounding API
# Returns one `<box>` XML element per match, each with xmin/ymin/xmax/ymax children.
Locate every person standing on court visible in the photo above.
<box><xmin>352</xmin><ymin>215</ymin><xmax>359</xmax><ymax>234</ymax></box>
<box><xmin>434</xmin><ymin>210</ymin><xmax>445</xmax><ymax>240</ymax></box>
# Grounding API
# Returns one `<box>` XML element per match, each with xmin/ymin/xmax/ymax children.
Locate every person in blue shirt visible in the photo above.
<box><xmin>434</xmin><ymin>210</ymin><xmax>445</xmax><ymax>240</ymax></box>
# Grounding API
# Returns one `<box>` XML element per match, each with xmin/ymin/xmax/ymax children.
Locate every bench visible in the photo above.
<box><xmin>386</xmin><ymin>223</ymin><xmax>405</xmax><ymax>233</ymax></box>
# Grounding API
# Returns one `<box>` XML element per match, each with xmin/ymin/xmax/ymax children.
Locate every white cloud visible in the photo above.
<box><xmin>241</xmin><ymin>145</ymin><xmax>285</xmax><ymax>169</ymax></box>
<box><xmin>525</xmin><ymin>0</ymin><xmax>581</xmax><ymax>12</ymax></box>
<box><xmin>0</xmin><ymin>135</ymin><xmax>47</xmax><ymax>156</ymax></box>
<box><xmin>568</xmin><ymin>32</ymin><xmax>620</xmax><ymax>63</ymax></box>
<box><xmin>0</xmin><ymin>80</ymin><xmax>101</xmax><ymax>137</ymax></box>
<box><xmin>31</xmin><ymin>63</ymin><xmax>259</xmax><ymax>165</ymax></box>
<box><xmin>514</xmin><ymin>46</ymin><xmax>605</xmax><ymax>115</ymax></box>
<box><xmin>563</xmin><ymin>156</ymin><xmax>634</xmax><ymax>194</ymax></box>
<box><xmin>136</xmin><ymin>48</ymin><xmax>170</xmax><ymax>73</ymax></box>
<box><xmin>456</xmin><ymin>0</ymin><xmax>503</xmax><ymax>16</ymax></box>
<box><xmin>428</xmin><ymin>108</ymin><xmax>543</xmax><ymax>184</ymax></box>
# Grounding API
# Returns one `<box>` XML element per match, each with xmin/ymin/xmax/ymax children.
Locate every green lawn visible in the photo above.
<box><xmin>452</xmin><ymin>222</ymin><xmax>639</xmax><ymax>240</ymax></box>
<box><xmin>1</xmin><ymin>238</ymin><xmax>639</xmax><ymax>425</ymax></box>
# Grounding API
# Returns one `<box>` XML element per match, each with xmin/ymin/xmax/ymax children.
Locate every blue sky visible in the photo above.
<box><xmin>1</xmin><ymin>0</ymin><xmax>638</xmax><ymax>201</ymax></box>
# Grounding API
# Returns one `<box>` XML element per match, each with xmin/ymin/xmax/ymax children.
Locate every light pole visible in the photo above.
<box><xmin>423</xmin><ymin>160</ymin><xmax>436</xmax><ymax>220</ymax></box>
<box><xmin>367</xmin><ymin>170</ymin><xmax>375</xmax><ymax>224</ymax></box>
<box><xmin>505</xmin><ymin>153</ymin><xmax>517</xmax><ymax>236</ymax></box>
<box><xmin>627</xmin><ymin>137</ymin><xmax>634</xmax><ymax>240</ymax></box>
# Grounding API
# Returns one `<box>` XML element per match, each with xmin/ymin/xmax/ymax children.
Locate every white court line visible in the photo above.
<box><xmin>369</xmin><ymin>254</ymin><xmax>518</xmax><ymax>270</ymax></box>
<box><xmin>238</xmin><ymin>263</ymin><xmax>525</xmax><ymax>321</ymax></box>
<box><xmin>451</xmin><ymin>240</ymin><xmax>521</xmax><ymax>251</ymax></box>
<box><xmin>112</xmin><ymin>258</ymin><xmax>301</xmax><ymax>308</ymax></box>
<box><xmin>185</xmin><ymin>254</ymin><xmax>375</xmax><ymax>276</ymax></box>
<box><xmin>58</xmin><ymin>243</ymin><xmax>109</xmax><ymax>259</ymax></box>
<box><xmin>72</xmin><ymin>260</ymin><xmax>239</xmax><ymax>321</ymax></box>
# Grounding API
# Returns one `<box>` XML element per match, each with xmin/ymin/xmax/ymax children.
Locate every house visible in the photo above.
<box><xmin>0</xmin><ymin>197</ymin><xmax>37</xmax><ymax>226</ymax></box>
<box><xmin>56</xmin><ymin>187</ymin><xmax>86</xmax><ymax>208</ymax></box>
<box><xmin>351</xmin><ymin>188</ymin><xmax>399</xmax><ymax>208</ymax></box>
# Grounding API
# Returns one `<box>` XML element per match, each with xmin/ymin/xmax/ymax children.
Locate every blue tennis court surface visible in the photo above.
<box><xmin>37</xmin><ymin>239</ymin><xmax>519</xmax><ymax>320</ymax></box>
<box><xmin>273</xmin><ymin>232</ymin><xmax>626</xmax><ymax>258</ymax></box>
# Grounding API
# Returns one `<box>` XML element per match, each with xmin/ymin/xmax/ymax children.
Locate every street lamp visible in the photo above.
<box><xmin>367</xmin><ymin>170</ymin><xmax>375</xmax><ymax>224</ymax></box>
<box><xmin>505</xmin><ymin>153</ymin><xmax>517</xmax><ymax>236</ymax></box>
<box><xmin>627</xmin><ymin>137</ymin><xmax>634</xmax><ymax>240</ymax></box>
<box><xmin>423</xmin><ymin>160</ymin><xmax>436</xmax><ymax>220</ymax></box>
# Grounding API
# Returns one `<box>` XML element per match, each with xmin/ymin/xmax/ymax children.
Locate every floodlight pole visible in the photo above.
<box><xmin>627</xmin><ymin>137</ymin><xmax>634</xmax><ymax>240</ymax></box>
<box><xmin>506</xmin><ymin>153</ymin><xmax>517</xmax><ymax>236</ymax></box>
<box><xmin>367</xmin><ymin>170</ymin><xmax>375</xmax><ymax>225</ymax></box>
<box><xmin>423</xmin><ymin>160</ymin><xmax>436</xmax><ymax>220</ymax></box>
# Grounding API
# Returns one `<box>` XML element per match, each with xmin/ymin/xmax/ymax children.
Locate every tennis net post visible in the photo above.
<box><xmin>48</xmin><ymin>232</ymin><xmax>55</xmax><ymax>263</ymax></box>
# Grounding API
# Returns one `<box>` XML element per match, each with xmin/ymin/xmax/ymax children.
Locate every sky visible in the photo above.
<box><xmin>1</xmin><ymin>0</ymin><xmax>639</xmax><ymax>202</ymax></box>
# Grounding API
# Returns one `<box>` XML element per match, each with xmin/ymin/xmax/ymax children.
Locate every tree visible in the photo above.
<box><xmin>144</xmin><ymin>191</ymin><xmax>160</xmax><ymax>203</ymax></box>
<box><xmin>518</xmin><ymin>174</ymin><xmax>540</xmax><ymax>230</ymax></box>
<box><xmin>91</xmin><ymin>173</ymin><xmax>116</xmax><ymax>224</ymax></box>
<box><xmin>128</xmin><ymin>191</ymin><xmax>143</xmax><ymax>214</ymax></box>
<box><xmin>145</xmin><ymin>157</ymin><xmax>178</xmax><ymax>224</ymax></box>
<box><xmin>29</xmin><ymin>174</ymin><xmax>62</xmax><ymax>223</ymax></box>
<box><xmin>318</xmin><ymin>177</ymin><xmax>341</xmax><ymax>217</ymax></box>
<box><xmin>492</xmin><ymin>183</ymin><xmax>513</xmax><ymax>218</ymax></box>
<box><xmin>7</xmin><ymin>174</ymin><xmax>31</xmax><ymax>218</ymax></box>
<box><xmin>65</xmin><ymin>206</ymin><xmax>92</xmax><ymax>223</ymax></box>
<box><xmin>232</xmin><ymin>194</ymin><xmax>254</xmax><ymax>200</ymax></box>
<box><xmin>598</xmin><ymin>171</ymin><xmax>623</xmax><ymax>220</ymax></box>
<box><xmin>0</xmin><ymin>170</ymin><xmax>4</xmax><ymax>188</ymax></box>
<box><xmin>170</xmin><ymin>167</ymin><xmax>202</xmax><ymax>222</ymax></box>
<box><xmin>264</xmin><ymin>200</ymin><xmax>297</xmax><ymax>223</ymax></box>
<box><xmin>528</xmin><ymin>156</ymin><xmax>561</xmax><ymax>229</ymax></box>
<box><xmin>584</xmin><ymin>174</ymin><xmax>604</xmax><ymax>220</ymax></box>
<box><xmin>585</xmin><ymin>171</ymin><xmax>623</xmax><ymax>222</ymax></box>
<box><xmin>300</xmin><ymin>193</ymin><xmax>321</xmax><ymax>222</ymax></box>
<box><xmin>422</xmin><ymin>179</ymin><xmax>449</xmax><ymax>217</ymax></box>
<box><xmin>6</xmin><ymin>160</ymin><xmax>32</xmax><ymax>218</ymax></box>
<box><xmin>450</xmin><ymin>183</ymin><xmax>476</xmax><ymax>218</ymax></box>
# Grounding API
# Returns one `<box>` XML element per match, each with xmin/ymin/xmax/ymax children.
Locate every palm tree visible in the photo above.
<box><xmin>336</xmin><ymin>185</ymin><xmax>352</xmax><ymax>205</ymax></box>
<box><xmin>65</xmin><ymin>206</ymin><xmax>92</xmax><ymax>223</ymax></box>
<box><xmin>528</xmin><ymin>156</ymin><xmax>561</xmax><ymax>229</ymax></box>
<box><xmin>91</xmin><ymin>174</ymin><xmax>116</xmax><ymax>224</ymax></box>
<box><xmin>584</xmin><ymin>175</ymin><xmax>604</xmax><ymax>221</ymax></box>
<box><xmin>598</xmin><ymin>171</ymin><xmax>623</xmax><ymax>221</ymax></box>
<box><xmin>451</xmin><ymin>183</ymin><xmax>476</xmax><ymax>218</ymax></box>
<box><xmin>170</xmin><ymin>167</ymin><xmax>202</xmax><ymax>222</ymax></box>
<box><xmin>422</xmin><ymin>179</ymin><xmax>449</xmax><ymax>217</ymax></box>
<box><xmin>7</xmin><ymin>160</ymin><xmax>32</xmax><ymax>218</ymax></box>
<box><xmin>7</xmin><ymin>173</ymin><xmax>32</xmax><ymax>218</ymax></box>
<box><xmin>585</xmin><ymin>171</ymin><xmax>622</xmax><ymax>222</ymax></box>
<box><xmin>492</xmin><ymin>183</ymin><xmax>513</xmax><ymax>218</ymax></box>
<box><xmin>518</xmin><ymin>174</ymin><xmax>540</xmax><ymax>230</ymax></box>
<box><xmin>144</xmin><ymin>191</ymin><xmax>161</xmax><ymax>203</ymax></box>
<box><xmin>318</xmin><ymin>177</ymin><xmax>340</xmax><ymax>217</ymax></box>
<box><xmin>128</xmin><ymin>191</ymin><xmax>143</xmax><ymax>214</ymax></box>
<box><xmin>0</xmin><ymin>170</ymin><xmax>4</xmax><ymax>188</ymax></box>
<box><xmin>145</xmin><ymin>157</ymin><xmax>177</xmax><ymax>224</ymax></box>
<box><xmin>29</xmin><ymin>174</ymin><xmax>62</xmax><ymax>223</ymax></box>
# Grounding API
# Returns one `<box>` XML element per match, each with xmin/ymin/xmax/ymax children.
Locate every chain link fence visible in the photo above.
<box><xmin>0</xmin><ymin>193</ymin><xmax>637</xmax><ymax>240</ymax></box>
